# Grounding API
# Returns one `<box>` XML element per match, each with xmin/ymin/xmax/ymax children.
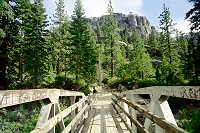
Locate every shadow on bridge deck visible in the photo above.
<box><xmin>79</xmin><ymin>91</ymin><xmax>129</xmax><ymax>133</ymax></box>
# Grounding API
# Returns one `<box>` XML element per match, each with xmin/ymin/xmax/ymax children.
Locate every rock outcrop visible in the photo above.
<box><xmin>87</xmin><ymin>13</ymin><xmax>153</xmax><ymax>36</ymax></box>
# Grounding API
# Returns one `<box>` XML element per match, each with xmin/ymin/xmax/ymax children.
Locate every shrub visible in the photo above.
<box><xmin>102</xmin><ymin>77</ymin><xmax>108</xmax><ymax>84</ymax></box>
<box><xmin>138</xmin><ymin>79</ymin><xmax>166</xmax><ymax>88</ymax></box>
<box><xmin>120</xmin><ymin>77</ymin><xmax>138</xmax><ymax>89</ymax></box>
<box><xmin>54</xmin><ymin>73</ymin><xmax>66</xmax><ymax>88</ymax></box>
<box><xmin>0</xmin><ymin>106</ymin><xmax>39</xmax><ymax>133</ymax></box>
<box><xmin>107</xmin><ymin>77</ymin><xmax>121</xmax><ymax>89</ymax></box>
<box><xmin>80</xmin><ymin>87</ymin><xmax>91</xmax><ymax>96</ymax></box>
<box><xmin>178</xmin><ymin>108</ymin><xmax>200</xmax><ymax>133</ymax></box>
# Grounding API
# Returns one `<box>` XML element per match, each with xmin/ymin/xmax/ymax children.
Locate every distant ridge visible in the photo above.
<box><xmin>87</xmin><ymin>13</ymin><xmax>153</xmax><ymax>36</ymax></box>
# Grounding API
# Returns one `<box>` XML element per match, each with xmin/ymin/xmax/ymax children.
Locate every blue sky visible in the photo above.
<box><xmin>43</xmin><ymin>0</ymin><xmax>193</xmax><ymax>33</ymax></box>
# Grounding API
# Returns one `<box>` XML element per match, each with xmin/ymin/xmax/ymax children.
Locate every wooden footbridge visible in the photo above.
<box><xmin>0</xmin><ymin>86</ymin><xmax>200</xmax><ymax>133</ymax></box>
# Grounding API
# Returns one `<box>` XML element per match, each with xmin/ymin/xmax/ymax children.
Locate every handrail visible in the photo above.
<box><xmin>62</xmin><ymin>102</ymin><xmax>89</xmax><ymax>133</ymax></box>
<box><xmin>112</xmin><ymin>93</ymin><xmax>188</xmax><ymax>133</ymax></box>
<box><xmin>30</xmin><ymin>96</ymin><xmax>88</xmax><ymax>133</ymax></box>
<box><xmin>121</xmin><ymin>86</ymin><xmax>200</xmax><ymax>100</ymax></box>
<box><xmin>0</xmin><ymin>89</ymin><xmax>89</xmax><ymax>133</ymax></box>
<box><xmin>0</xmin><ymin>89</ymin><xmax>85</xmax><ymax>108</ymax></box>
<box><xmin>111</xmin><ymin>98</ymin><xmax>148</xmax><ymax>133</ymax></box>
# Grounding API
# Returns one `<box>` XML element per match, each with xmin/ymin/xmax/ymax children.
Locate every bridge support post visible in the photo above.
<box><xmin>130</xmin><ymin>94</ymin><xmax>137</xmax><ymax>133</ymax></box>
<box><xmin>70</xmin><ymin>96</ymin><xmax>76</xmax><ymax>133</ymax></box>
<box><xmin>48</xmin><ymin>104</ymin><xmax>56</xmax><ymax>133</ymax></box>
<box><xmin>55</xmin><ymin>102</ymin><xmax>65</xmax><ymax>131</ymax></box>
<box><xmin>144</xmin><ymin>101</ymin><xmax>155</xmax><ymax>131</ymax></box>
<box><xmin>148</xmin><ymin>94</ymin><xmax>177</xmax><ymax>133</ymax></box>
<box><xmin>121</xmin><ymin>95</ymin><xmax>131</xmax><ymax>126</ymax></box>
<box><xmin>36</xmin><ymin>103</ymin><xmax>52</xmax><ymax>128</ymax></box>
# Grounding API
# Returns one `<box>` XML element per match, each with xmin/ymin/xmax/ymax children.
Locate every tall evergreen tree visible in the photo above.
<box><xmin>188</xmin><ymin>33</ymin><xmax>200</xmax><ymax>84</ymax></box>
<box><xmin>0</xmin><ymin>0</ymin><xmax>15</xmax><ymax>89</ymax></box>
<box><xmin>158</xmin><ymin>4</ymin><xmax>177</xmax><ymax>65</ymax></box>
<box><xmin>129</xmin><ymin>28</ymin><xmax>153</xmax><ymax>79</ymax></box>
<box><xmin>185</xmin><ymin>0</ymin><xmax>200</xmax><ymax>31</ymax></box>
<box><xmin>147</xmin><ymin>28</ymin><xmax>160</xmax><ymax>59</ymax></box>
<box><xmin>158</xmin><ymin>4</ymin><xmax>180</xmax><ymax>84</ymax></box>
<box><xmin>185</xmin><ymin>0</ymin><xmax>200</xmax><ymax>84</ymax></box>
<box><xmin>176</xmin><ymin>32</ymin><xmax>189</xmax><ymax>79</ymax></box>
<box><xmin>51</xmin><ymin>0</ymin><xmax>69</xmax><ymax>75</ymax></box>
<box><xmin>102</xmin><ymin>0</ymin><xmax>125</xmax><ymax>77</ymax></box>
<box><xmin>68</xmin><ymin>0</ymin><xmax>96</xmax><ymax>82</ymax></box>
<box><xmin>20</xmin><ymin>0</ymin><xmax>49</xmax><ymax>88</ymax></box>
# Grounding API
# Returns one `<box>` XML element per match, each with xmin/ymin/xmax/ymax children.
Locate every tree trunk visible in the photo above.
<box><xmin>0</xmin><ymin>0</ymin><xmax>9</xmax><ymax>89</ymax></box>
<box><xmin>193</xmin><ymin>49</ymin><xmax>199</xmax><ymax>84</ymax></box>
<box><xmin>111</xmin><ymin>37</ymin><xmax>114</xmax><ymax>77</ymax></box>
<box><xmin>18</xmin><ymin>57</ymin><xmax>23</xmax><ymax>83</ymax></box>
<box><xmin>96</xmin><ymin>47</ymin><xmax>102</xmax><ymax>82</ymax></box>
<box><xmin>167</xmin><ymin>30</ymin><xmax>172</xmax><ymax>65</ymax></box>
<box><xmin>56</xmin><ymin>57</ymin><xmax>61</xmax><ymax>75</ymax></box>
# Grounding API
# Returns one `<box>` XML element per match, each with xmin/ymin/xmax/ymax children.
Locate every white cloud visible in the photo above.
<box><xmin>113</xmin><ymin>0</ymin><xmax>143</xmax><ymax>15</ymax></box>
<box><xmin>82</xmin><ymin>0</ymin><xmax>143</xmax><ymax>17</ymax></box>
<box><xmin>174</xmin><ymin>20</ymin><xmax>191</xmax><ymax>33</ymax></box>
<box><xmin>82</xmin><ymin>0</ymin><xmax>108</xmax><ymax>17</ymax></box>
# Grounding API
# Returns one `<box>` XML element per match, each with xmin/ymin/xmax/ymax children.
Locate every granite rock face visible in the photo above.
<box><xmin>87</xmin><ymin>13</ymin><xmax>153</xmax><ymax>36</ymax></box>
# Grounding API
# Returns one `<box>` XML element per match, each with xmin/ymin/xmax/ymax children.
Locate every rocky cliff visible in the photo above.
<box><xmin>87</xmin><ymin>13</ymin><xmax>153</xmax><ymax>36</ymax></box>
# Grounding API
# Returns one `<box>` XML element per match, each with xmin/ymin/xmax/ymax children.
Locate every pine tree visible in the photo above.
<box><xmin>102</xmin><ymin>0</ymin><xmax>125</xmax><ymax>77</ymax></box>
<box><xmin>185</xmin><ymin>0</ymin><xmax>200</xmax><ymax>84</ymax></box>
<box><xmin>158</xmin><ymin>4</ymin><xmax>176</xmax><ymax>65</ymax></box>
<box><xmin>158</xmin><ymin>4</ymin><xmax>180</xmax><ymax>84</ymax></box>
<box><xmin>185</xmin><ymin>0</ymin><xmax>200</xmax><ymax>31</ymax></box>
<box><xmin>129</xmin><ymin>28</ymin><xmax>153</xmax><ymax>79</ymax></box>
<box><xmin>51</xmin><ymin>0</ymin><xmax>69</xmax><ymax>75</ymax></box>
<box><xmin>68</xmin><ymin>0</ymin><xmax>96</xmax><ymax>82</ymax></box>
<box><xmin>188</xmin><ymin>33</ymin><xmax>200</xmax><ymax>84</ymax></box>
<box><xmin>176</xmin><ymin>32</ymin><xmax>189</xmax><ymax>79</ymax></box>
<box><xmin>147</xmin><ymin>28</ymin><xmax>160</xmax><ymax>59</ymax></box>
<box><xmin>0</xmin><ymin>0</ymin><xmax>15</xmax><ymax>89</ymax></box>
<box><xmin>20</xmin><ymin>0</ymin><xmax>49</xmax><ymax>88</ymax></box>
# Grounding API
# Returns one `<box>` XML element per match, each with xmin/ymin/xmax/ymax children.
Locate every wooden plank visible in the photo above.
<box><xmin>144</xmin><ymin>101</ymin><xmax>155</xmax><ymax>130</ymax></box>
<box><xmin>49</xmin><ymin>104</ymin><xmax>56</xmax><ymax>133</ymax></box>
<box><xmin>112</xmin><ymin>93</ymin><xmax>188</xmax><ymax>133</ymax></box>
<box><xmin>55</xmin><ymin>103</ymin><xmax>65</xmax><ymax>131</ymax></box>
<box><xmin>0</xmin><ymin>89</ymin><xmax>85</xmax><ymax>108</ymax></box>
<box><xmin>112</xmin><ymin>100</ymin><xmax>149</xmax><ymax>133</ymax></box>
<box><xmin>80</xmin><ymin>108</ymin><xmax>96</xmax><ymax>133</ymax></box>
<box><xmin>36</xmin><ymin>103</ymin><xmax>52</xmax><ymax>128</ymax></box>
<box><xmin>124</xmin><ymin>96</ymin><xmax>131</xmax><ymax>126</ymax></box>
<box><xmin>154</xmin><ymin>101</ymin><xmax>165</xmax><ymax>133</ymax></box>
<box><xmin>110</xmin><ymin>105</ymin><xmax>126</xmax><ymax>133</ymax></box>
<box><xmin>61</xmin><ymin>104</ymin><xmax>89</xmax><ymax>133</ymax></box>
<box><xmin>70</xmin><ymin>96</ymin><xmax>76</xmax><ymax>133</ymax></box>
<box><xmin>30</xmin><ymin>97</ymin><xmax>87</xmax><ymax>133</ymax></box>
<box><xmin>101</xmin><ymin>105</ymin><xmax>107</xmax><ymax>133</ymax></box>
<box><xmin>112</xmin><ymin>103</ymin><xmax>133</xmax><ymax>133</ymax></box>
<box><xmin>0</xmin><ymin>89</ymin><xmax>49</xmax><ymax>108</ymax></box>
<box><xmin>130</xmin><ymin>94</ymin><xmax>137</xmax><ymax>133</ymax></box>
<box><xmin>121</xmin><ymin>86</ymin><xmax>200</xmax><ymax>100</ymax></box>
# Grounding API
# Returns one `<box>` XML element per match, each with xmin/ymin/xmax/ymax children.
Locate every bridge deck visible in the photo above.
<box><xmin>80</xmin><ymin>91</ymin><xmax>129</xmax><ymax>133</ymax></box>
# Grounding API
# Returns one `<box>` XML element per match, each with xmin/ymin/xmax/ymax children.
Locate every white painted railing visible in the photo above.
<box><xmin>111</xmin><ymin>86</ymin><xmax>200</xmax><ymax>133</ymax></box>
<box><xmin>1</xmin><ymin>86</ymin><xmax>199</xmax><ymax>133</ymax></box>
<box><xmin>0</xmin><ymin>89</ymin><xmax>92</xmax><ymax>133</ymax></box>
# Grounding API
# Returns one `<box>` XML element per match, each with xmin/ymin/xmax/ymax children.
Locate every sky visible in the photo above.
<box><xmin>43</xmin><ymin>0</ymin><xmax>193</xmax><ymax>33</ymax></box>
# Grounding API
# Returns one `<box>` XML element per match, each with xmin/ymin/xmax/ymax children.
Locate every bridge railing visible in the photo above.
<box><xmin>0</xmin><ymin>89</ymin><xmax>92</xmax><ymax>133</ymax></box>
<box><xmin>111</xmin><ymin>86</ymin><xmax>200</xmax><ymax>133</ymax></box>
